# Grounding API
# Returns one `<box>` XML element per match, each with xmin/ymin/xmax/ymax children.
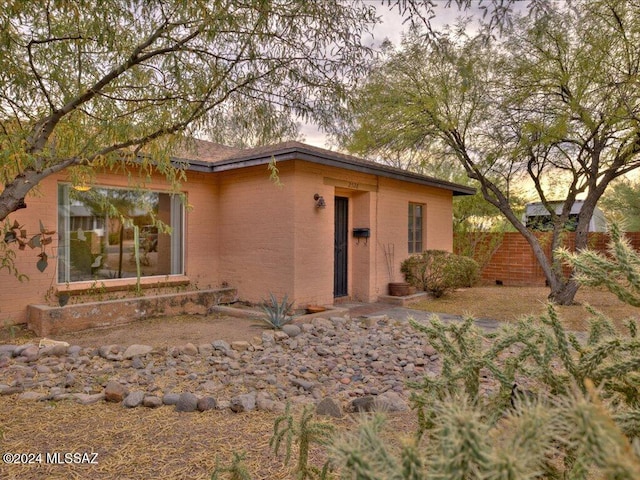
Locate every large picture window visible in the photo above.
<box><xmin>408</xmin><ymin>203</ymin><xmax>424</xmax><ymax>254</ymax></box>
<box><xmin>57</xmin><ymin>184</ymin><xmax>184</xmax><ymax>283</ymax></box>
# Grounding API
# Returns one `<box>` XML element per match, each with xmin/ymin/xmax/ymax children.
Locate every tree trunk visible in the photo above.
<box><xmin>546</xmin><ymin>194</ymin><xmax>602</xmax><ymax>305</ymax></box>
<box><xmin>118</xmin><ymin>224</ymin><xmax>124</xmax><ymax>278</ymax></box>
<box><xmin>507</xmin><ymin>221</ymin><xmax>578</xmax><ymax>305</ymax></box>
<box><xmin>0</xmin><ymin>173</ymin><xmax>37</xmax><ymax>222</ymax></box>
<box><xmin>0</xmin><ymin>163</ymin><xmax>75</xmax><ymax>223</ymax></box>
<box><xmin>548</xmin><ymin>279</ymin><xmax>579</xmax><ymax>305</ymax></box>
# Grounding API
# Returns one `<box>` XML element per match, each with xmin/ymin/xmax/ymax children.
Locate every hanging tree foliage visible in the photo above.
<box><xmin>0</xmin><ymin>0</ymin><xmax>377</xmax><ymax>222</ymax></box>
<box><xmin>338</xmin><ymin>0</ymin><xmax>640</xmax><ymax>304</ymax></box>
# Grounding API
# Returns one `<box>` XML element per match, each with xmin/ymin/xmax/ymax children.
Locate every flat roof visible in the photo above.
<box><xmin>173</xmin><ymin>139</ymin><xmax>475</xmax><ymax>196</ymax></box>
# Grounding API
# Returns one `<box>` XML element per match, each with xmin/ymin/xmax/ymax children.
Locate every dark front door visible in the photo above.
<box><xmin>334</xmin><ymin>196</ymin><xmax>348</xmax><ymax>297</ymax></box>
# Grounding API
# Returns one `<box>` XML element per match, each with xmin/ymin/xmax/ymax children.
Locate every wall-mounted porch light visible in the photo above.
<box><xmin>314</xmin><ymin>193</ymin><xmax>326</xmax><ymax>209</ymax></box>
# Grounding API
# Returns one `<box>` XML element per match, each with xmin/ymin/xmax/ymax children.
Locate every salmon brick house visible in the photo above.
<box><xmin>1</xmin><ymin>140</ymin><xmax>473</xmax><ymax>331</ymax></box>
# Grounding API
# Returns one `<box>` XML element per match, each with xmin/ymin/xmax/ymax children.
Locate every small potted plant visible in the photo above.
<box><xmin>388</xmin><ymin>281</ymin><xmax>413</xmax><ymax>296</ymax></box>
<box><xmin>383</xmin><ymin>243</ymin><xmax>413</xmax><ymax>296</ymax></box>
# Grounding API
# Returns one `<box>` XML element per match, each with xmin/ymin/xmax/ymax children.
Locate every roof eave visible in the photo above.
<box><xmin>178</xmin><ymin>146</ymin><xmax>476</xmax><ymax>196</ymax></box>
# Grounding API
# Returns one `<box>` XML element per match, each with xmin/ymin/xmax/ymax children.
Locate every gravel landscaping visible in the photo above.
<box><xmin>0</xmin><ymin>314</ymin><xmax>450</xmax><ymax>418</ymax></box>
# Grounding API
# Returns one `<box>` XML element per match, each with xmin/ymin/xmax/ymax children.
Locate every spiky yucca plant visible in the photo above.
<box><xmin>260</xmin><ymin>293</ymin><xmax>295</xmax><ymax>329</ymax></box>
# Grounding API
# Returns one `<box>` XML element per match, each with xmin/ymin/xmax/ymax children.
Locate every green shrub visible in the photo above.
<box><xmin>400</xmin><ymin>250</ymin><xmax>479</xmax><ymax>297</ymax></box>
<box><xmin>447</xmin><ymin>253</ymin><xmax>480</xmax><ymax>288</ymax></box>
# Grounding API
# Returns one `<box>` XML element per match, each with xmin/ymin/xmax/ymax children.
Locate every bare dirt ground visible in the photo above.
<box><xmin>2</xmin><ymin>286</ymin><xmax>635</xmax><ymax>347</ymax></box>
<box><xmin>56</xmin><ymin>313</ymin><xmax>269</xmax><ymax>348</ymax></box>
<box><xmin>1</xmin><ymin>313</ymin><xmax>269</xmax><ymax>348</ymax></box>
<box><xmin>2</xmin><ymin>285</ymin><xmax>636</xmax><ymax>350</ymax></box>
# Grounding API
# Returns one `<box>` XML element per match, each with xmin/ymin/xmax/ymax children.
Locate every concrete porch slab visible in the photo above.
<box><xmin>377</xmin><ymin>292</ymin><xmax>429</xmax><ymax>306</ymax></box>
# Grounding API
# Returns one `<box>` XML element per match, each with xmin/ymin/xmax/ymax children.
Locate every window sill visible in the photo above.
<box><xmin>56</xmin><ymin>275</ymin><xmax>190</xmax><ymax>296</ymax></box>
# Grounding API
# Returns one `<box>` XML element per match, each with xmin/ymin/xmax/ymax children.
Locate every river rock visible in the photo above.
<box><xmin>212</xmin><ymin>340</ymin><xmax>231</xmax><ymax>352</ymax></box>
<box><xmin>14</xmin><ymin>344</ymin><xmax>36</xmax><ymax>356</ymax></box>
<box><xmin>197</xmin><ymin>396</ymin><xmax>217</xmax><ymax>412</ymax></box>
<box><xmin>143</xmin><ymin>396</ymin><xmax>163</xmax><ymax>408</ymax></box>
<box><xmin>175</xmin><ymin>392</ymin><xmax>198</xmax><ymax>412</ymax></box>
<box><xmin>0</xmin><ymin>310</ymin><xmax>460</xmax><ymax>415</ymax></box>
<box><xmin>0</xmin><ymin>345</ymin><xmax>17</xmax><ymax>357</ymax></box>
<box><xmin>38</xmin><ymin>345</ymin><xmax>65</xmax><ymax>357</ymax></box>
<box><xmin>163</xmin><ymin>393</ymin><xmax>181</xmax><ymax>405</ymax></box>
<box><xmin>182</xmin><ymin>343</ymin><xmax>198</xmax><ymax>356</ymax></box>
<box><xmin>350</xmin><ymin>396</ymin><xmax>376</xmax><ymax>413</ymax></box>
<box><xmin>18</xmin><ymin>345</ymin><xmax>39</xmax><ymax>362</ymax></box>
<box><xmin>230</xmin><ymin>392</ymin><xmax>256</xmax><ymax>412</ymax></box>
<box><xmin>64</xmin><ymin>373</ymin><xmax>76</xmax><ymax>388</ymax></box>
<box><xmin>291</xmin><ymin>378</ymin><xmax>315</xmax><ymax>391</ymax></box>
<box><xmin>73</xmin><ymin>393</ymin><xmax>106</xmax><ymax>405</ymax></box>
<box><xmin>123</xmin><ymin>344</ymin><xmax>153</xmax><ymax>359</ymax></box>
<box><xmin>123</xmin><ymin>391</ymin><xmax>145</xmax><ymax>408</ymax></box>
<box><xmin>316</xmin><ymin>397</ymin><xmax>343</xmax><ymax>418</ymax></box>
<box><xmin>282</xmin><ymin>324</ymin><xmax>301</xmax><ymax>337</ymax></box>
<box><xmin>104</xmin><ymin>380</ymin><xmax>126</xmax><ymax>402</ymax></box>
<box><xmin>17</xmin><ymin>391</ymin><xmax>47</xmax><ymax>401</ymax></box>
<box><xmin>375</xmin><ymin>391</ymin><xmax>409</xmax><ymax>412</ymax></box>
<box><xmin>231</xmin><ymin>341</ymin><xmax>250</xmax><ymax>351</ymax></box>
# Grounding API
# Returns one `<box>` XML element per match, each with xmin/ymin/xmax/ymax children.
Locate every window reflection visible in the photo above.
<box><xmin>57</xmin><ymin>185</ymin><xmax>183</xmax><ymax>282</ymax></box>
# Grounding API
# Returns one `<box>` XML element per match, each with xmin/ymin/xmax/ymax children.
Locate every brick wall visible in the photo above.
<box><xmin>1</xmin><ymin>169</ymin><xmax>219</xmax><ymax>325</ymax></box>
<box><xmin>1</xmin><ymin>158</ymin><xmax>460</xmax><ymax>325</ymax></box>
<box><xmin>462</xmin><ymin>231</ymin><xmax>640</xmax><ymax>286</ymax></box>
<box><xmin>375</xmin><ymin>176</ymin><xmax>453</xmax><ymax>295</ymax></box>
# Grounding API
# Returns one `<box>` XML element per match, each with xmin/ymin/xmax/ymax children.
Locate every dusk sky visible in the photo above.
<box><xmin>300</xmin><ymin>1</ymin><xmax>474</xmax><ymax>148</ymax></box>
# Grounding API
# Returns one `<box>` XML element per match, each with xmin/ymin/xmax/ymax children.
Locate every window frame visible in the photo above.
<box><xmin>57</xmin><ymin>183</ymin><xmax>185</xmax><ymax>284</ymax></box>
<box><xmin>408</xmin><ymin>202</ymin><xmax>424</xmax><ymax>254</ymax></box>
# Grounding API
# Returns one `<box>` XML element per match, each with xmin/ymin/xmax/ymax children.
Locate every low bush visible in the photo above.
<box><xmin>447</xmin><ymin>253</ymin><xmax>480</xmax><ymax>287</ymax></box>
<box><xmin>401</xmin><ymin>250</ymin><xmax>479</xmax><ymax>297</ymax></box>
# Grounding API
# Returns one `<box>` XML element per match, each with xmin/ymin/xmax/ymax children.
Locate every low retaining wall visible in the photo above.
<box><xmin>27</xmin><ymin>288</ymin><xmax>237</xmax><ymax>336</ymax></box>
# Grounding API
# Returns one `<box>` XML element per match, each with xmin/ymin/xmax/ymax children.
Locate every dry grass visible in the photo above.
<box><xmin>411</xmin><ymin>286</ymin><xmax>638</xmax><ymax>331</ymax></box>
<box><xmin>0</xmin><ymin>400</ymin><xmax>417</xmax><ymax>480</ymax></box>
<box><xmin>0</xmin><ymin>323</ymin><xmax>37</xmax><ymax>345</ymax></box>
